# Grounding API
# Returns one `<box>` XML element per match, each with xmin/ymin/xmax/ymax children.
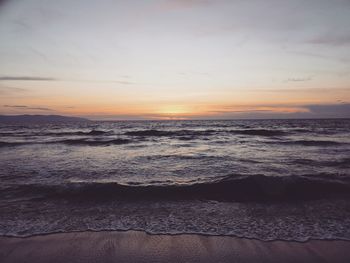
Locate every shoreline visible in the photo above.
<box><xmin>1</xmin><ymin>230</ymin><xmax>350</xmax><ymax>263</ymax></box>
<box><xmin>1</xmin><ymin>228</ymin><xmax>350</xmax><ymax>243</ymax></box>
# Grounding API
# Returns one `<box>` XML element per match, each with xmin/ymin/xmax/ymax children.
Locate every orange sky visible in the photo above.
<box><xmin>0</xmin><ymin>0</ymin><xmax>349</xmax><ymax>119</ymax></box>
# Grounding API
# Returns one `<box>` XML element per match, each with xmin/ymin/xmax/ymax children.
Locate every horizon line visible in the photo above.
<box><xmin>1</xmin><ymin>114</ymin><xmax>349</xmax><ymax>122</ymax></box>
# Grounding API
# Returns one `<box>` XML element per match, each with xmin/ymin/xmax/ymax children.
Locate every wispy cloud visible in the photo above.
<box><xmin>108</xmin><ymin>80</ymin><xmax>134</xmax><ymax>85</ymax></box>
<box><xmin>3</xmin><ymin>105</ymin><xmax>54</xmax><ymax>111</ymax></box>
<box><xmin>0</xmin><ymin>76</ymin><xmax>136</xmax><ymax>85</ymax></box>
<box><xmin>308</xmin><ymin>34</ymin><xmax>350</xmax><ymax>46</ymax></box>
<box><xmin>84</xmin><ymin>113</ymin><xmax>163</xmax><ymax>121</ymax></box>
<box><xmin>29</xmin><ymin>107</ymin><xmax>54</xmax><ymax>111</ymax></box>
<box><xmin>208</xmin><ymin>105</ymin><xmax>309</xmax><ymax>114</ymax></box>
<box><xmin>162</xmin><ymin>0</ymin><xmax>212</xmax><ymax>10</ymax></box>
<box><xmin>0</xmin><ymin>86</ymin><xmax>27</xmax><ymax>94</ymax></box>
<box><xmin>247</xmin><ymin>87</ymin><xmax>350</xmax><ymax>93</ymax></box>
<box><xmin>0</xmin><ymin>76</ymin><xmax>56</xmax><ymax>81</ymax></box>
<box><xmin>286</xmin><ymin>50</ymin><xmax>350</xmax><ymax>64</ymax></box>
<box><xmin>286</xmin><ymin>77</ymin><xmax>311</xmax><ymax>82</ymax></box>
<box><xmin>4</xmin><ymin>105</ymin><xmax>27</xmax><ymax>108</ymax></box>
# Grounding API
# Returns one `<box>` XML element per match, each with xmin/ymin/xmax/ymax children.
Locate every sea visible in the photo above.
<box><xmin>0</xmin><ymin>119</ymin><xmax>350</xmax><ymax>241</ymax></box>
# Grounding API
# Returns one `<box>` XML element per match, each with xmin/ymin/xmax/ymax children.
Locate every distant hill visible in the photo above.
<box><xmin>0</xmin><ymin>115</ymin><xmax>90</xmax><ymax>123</ymax></box>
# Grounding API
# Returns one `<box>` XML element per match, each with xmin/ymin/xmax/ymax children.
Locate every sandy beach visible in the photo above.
<box><xmin>0</xmin><ymin>231</ymin><xmax>349</xmax><ymax>263</ymax></box>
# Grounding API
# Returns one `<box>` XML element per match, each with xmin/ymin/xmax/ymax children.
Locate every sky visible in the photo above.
<box><xmin>0</xmin><ymin>0</ymin><xmax>349</xmax><ymax>120</ymax></box>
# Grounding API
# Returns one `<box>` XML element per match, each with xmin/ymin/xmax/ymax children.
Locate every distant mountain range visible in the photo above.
<box><xmin>0</xmin><ymin>115</ymin><xmax>90</xmax><ymax>123</ymax></box>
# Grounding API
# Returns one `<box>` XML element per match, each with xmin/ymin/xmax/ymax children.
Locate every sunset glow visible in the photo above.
<box><xmin>0</xmin><ymin>0</ymin><xmax>349</xmax><ymax>119</ymax></box>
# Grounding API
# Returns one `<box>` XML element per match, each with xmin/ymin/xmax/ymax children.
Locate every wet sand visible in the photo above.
<box><xmin>0</xmin><ymin>231</ymin><xmax>350</xmax><ymax>263</ymax></box>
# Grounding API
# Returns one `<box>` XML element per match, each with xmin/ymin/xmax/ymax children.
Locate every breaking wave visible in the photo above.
<box><xmin>0</xmin><ymin>138</ymin><xmax>131</xmax><ymax>147</ymax></box>
<box><xmin>6</xmin><ymin>174</ymin><xmax>350</xmax><ymax>202</ymax></box>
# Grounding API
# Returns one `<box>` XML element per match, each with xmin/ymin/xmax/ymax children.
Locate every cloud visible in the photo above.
<box><xmin>191</xmin><ymin>103</ymin><xmax>350</xmax><ymax>120</ymax></box>
<box><xmin>0</xmin><ymin>86</ymin><xmax>27</xmax><ymax>95</ymax></box>
<box><xmin>247</xmin><ymin>87</ymin><xmax>350</xmax><ymax>93</ymax></box>
<box><xmin>286</xmin><ymin>50</ymin><xmax>350</xmax><ymax>64</ymax></box>
<box><xmin>29</xmin><ymin>107</ymin><xmax>54</xmax><ymax>111</ymax></box>
<box><xmin>162</xmin><ymin>0</ymin><xmax>212</xmax><ymax>10</ymax></box>
<box><xmin>0</xmin><ymin>0</ymin><xmax>10</xmax><ymax>8</ymax></box>
<box><xmin>109</xmin><ymin>80</ymin><xmax>134</xmax><ymax>85</ymax></box>
<box><xmin>308</xmin><ymin>34</ymin><xmax>350</xmax><ymax>46</ymax></box>
<box><xmin>0</xmin><ymin>76</ymin><xmax>135</xmax><ymax>84</ymax></box>
<box><xmin>3</xmin><ymin>105</ymin><xmax>54</xmax><ymax>111</ymax></box>
<box><xmin>286</xmin><ymin>77</ymin><xmax>311</xmax><ymax>82</ymax></box>
<box><xmin>84</xmin><ymin>113</ymin><xmax>162</xmax><ymax>121</ymax></box>
<box><xmin>4</xmin><ymin>105</ymin><xmax>27</xmax><ymax>108</ymax></box>
<box><xmin>0</xmin><ymin>76</ymin><xmax>56</xmax><ymax>81</ymax></box>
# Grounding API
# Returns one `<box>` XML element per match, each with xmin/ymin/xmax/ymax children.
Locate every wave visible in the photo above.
<box><xmin>292</xmin><ymin>158</ymin><xmax>350</xmax><ymax>168</ymax></box>
<box><xmin>50</xmin><ymin>138</ymin><xmax>131</xmax><ymax>146</ymax></box>
<box><xmin>0</xmin><ymin>141</ymin><xmax>27</xmax><ymax>147</ymax></box>
<box><xmin>8</xmin><ymin>174</ymin><xmax>350</xmax><ymax>202</ymax></box>
<box><xmin>0</xmin><ymin>130</ymin><xmax>111</xmax><ymax>137</ymax></box>
<box><xmin>228</xmin><ymin>129</ymin><xmax>287</xmax><ymax>136</ymax></box>
<box><xmin>274</xmin><ymin>140</ymin><xmax>343</xmax><ymax>146</ymax></box>
<box><xmin>124</xmin><ymin>128</ymin><xmax>289</xmax><ymax>138</ymax></box>
<box><xmin>124</xmin><ymin>129</ymin><xmax>216</xmax><ymax>137</ymax></box>
<box><xmin>49</xmin><ymin>130</ymin><xmax>110</xmax><ymax>136</ymax></box>
<box><xmin>2</xmin><ymin>128</ymin><xmax>345</xmax><ymax>141</ymax></box>
<box><xmin>0</xmin><ymin>138</ymin><xmax>131</xmax><ymax>147</ymax></box>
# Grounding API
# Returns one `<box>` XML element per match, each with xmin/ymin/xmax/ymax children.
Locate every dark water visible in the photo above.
<box><xmin>0</xmin><ymin>119</ymin><xmax>350</xmax><ymax>241</ymax></box>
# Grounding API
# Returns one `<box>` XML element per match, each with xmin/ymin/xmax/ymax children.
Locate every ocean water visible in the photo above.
<box><xmin>0</xmin><ymin>119</ymin><xmax>350</xmax><ymax>241</ymax></box>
